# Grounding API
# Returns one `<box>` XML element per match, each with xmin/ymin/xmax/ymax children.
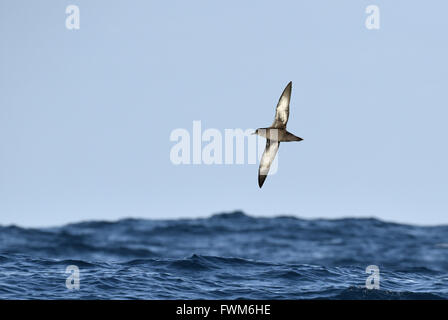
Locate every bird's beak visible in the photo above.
<box><xmin>251</xmin><ymin>131</ymin><xmax>256</xmax><ymax>135</ymax></box>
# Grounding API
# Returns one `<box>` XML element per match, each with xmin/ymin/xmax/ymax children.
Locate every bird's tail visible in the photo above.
<box><xmin>284</xmin><ymin>131</ymin><xmax>303</xmax><ymax>142</ymax></box>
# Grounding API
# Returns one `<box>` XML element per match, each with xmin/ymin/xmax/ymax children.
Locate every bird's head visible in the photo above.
<box><xmin>251</xmin><ymin>129</ymin><xmax>259</xmax><ymax>135</ymax></box>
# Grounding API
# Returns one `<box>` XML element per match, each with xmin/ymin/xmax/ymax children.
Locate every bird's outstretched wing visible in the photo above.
<box><xmin>258</xmin><ymin>139</ymin><xmax>280</xmax><ymax>188</ymax></box>
<box><xmin>271</xmin><ymin>81</ymin><xmax>292</xmax><ymax>129</ymax></box>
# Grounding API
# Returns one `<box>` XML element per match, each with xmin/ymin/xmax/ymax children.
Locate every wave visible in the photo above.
<box><xmin>0</xmin><ymin>211</ymin><xmax>447</xmax><ymax>299</ymax></box>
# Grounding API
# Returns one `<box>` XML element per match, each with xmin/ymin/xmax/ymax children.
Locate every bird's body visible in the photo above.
<box><xmin>254</xmin><ymin>82</ymin><xmax>303</xmax><ymax>188</ymax></box>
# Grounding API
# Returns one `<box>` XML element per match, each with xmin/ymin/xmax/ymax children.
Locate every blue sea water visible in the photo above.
<box><xmin>0</xmin><ymin>211</ymin><xmax>447</xmax><ymax>299</ymax></box>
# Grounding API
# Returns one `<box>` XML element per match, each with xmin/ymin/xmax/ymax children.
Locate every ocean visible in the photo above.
<box><xmin>0</xmin><ymin>211</ymin><xmax>447</xmax><ymax>299</ymax></box>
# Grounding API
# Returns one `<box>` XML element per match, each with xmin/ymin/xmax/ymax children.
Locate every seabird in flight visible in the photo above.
<box><xmin>253</xmin><ymin>81</ymin><xmax>303</xmax><ymax>188</ymax></box>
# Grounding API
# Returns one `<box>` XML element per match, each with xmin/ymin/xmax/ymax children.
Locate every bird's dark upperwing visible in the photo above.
<box><xmin>271</xmin><ymin>81</ymin><xmax>292</xmax><ymax>129</ymax></box>
<box><xmin>258</xmin><ymin>139</ymin><xmax>280</xmax><ymax>188</ymax></box>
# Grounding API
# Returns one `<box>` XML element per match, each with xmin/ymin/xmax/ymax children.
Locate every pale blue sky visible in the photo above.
<box><xmin>1</xmin><ymin>1</ymin><xmax>447</xmax><ymax>226</ymax></box>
